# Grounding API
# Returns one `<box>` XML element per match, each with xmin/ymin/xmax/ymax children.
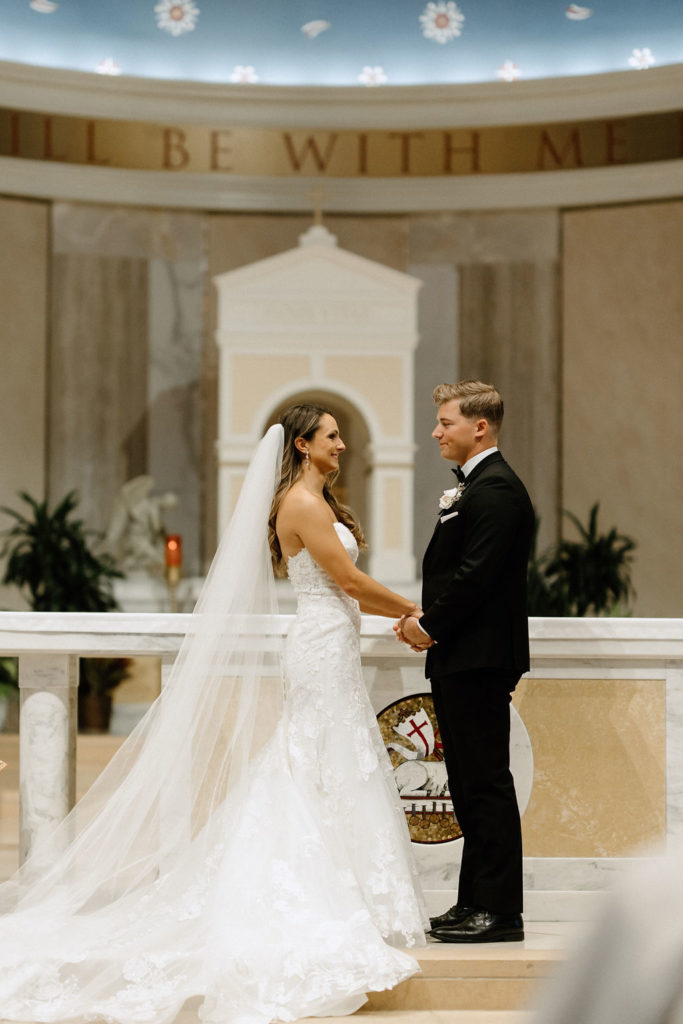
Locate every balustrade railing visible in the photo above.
<box><xmin>1</xmin><ymin>612</ymin><xmax>682</xmax><ymax>865</ymax></box>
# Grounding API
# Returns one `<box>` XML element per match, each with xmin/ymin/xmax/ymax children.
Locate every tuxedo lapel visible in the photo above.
<box><xmin>423</xmin><ymin>451</ymin><xmax>504</xmax><ymax>569</ymax></box>
<box><xmin>423</xmin><ymin>511</ymin><xmax>443</xmax><ymax>563</ymax></box>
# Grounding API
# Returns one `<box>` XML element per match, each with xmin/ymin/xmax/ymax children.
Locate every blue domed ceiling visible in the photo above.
<box><xmin>1</xmin><ymin>0</ymin><xmax>681</xmax><ymax>85</ymax></box>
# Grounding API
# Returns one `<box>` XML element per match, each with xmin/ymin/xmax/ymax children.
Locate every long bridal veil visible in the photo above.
<box><xmin>0</xmin><ymin>423</ymin><xmax>285</xmax><ymax>921</ymax></box>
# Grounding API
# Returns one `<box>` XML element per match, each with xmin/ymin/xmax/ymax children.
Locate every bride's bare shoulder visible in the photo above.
<box><xmin>278</xmin><ymin>486</ymin><xmax>332</xmax><ymax>529</ymax></box>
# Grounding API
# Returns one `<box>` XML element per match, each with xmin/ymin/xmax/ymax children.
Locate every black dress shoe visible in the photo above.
<box><xmin>429</xmin><ymin>904</ymin><xmax>475</xmax><ymax>929</ymax></box>
<box><xmin>430</xmin><ymin>910</ymin><xmax>524</xmax><ymax>943</ymax></box>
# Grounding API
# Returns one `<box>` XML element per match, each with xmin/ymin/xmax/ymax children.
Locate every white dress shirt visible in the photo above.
<box><xmin>460</xmin><ymin>445</ymin><xmax>498</xmax><ymax>477</ymax></box>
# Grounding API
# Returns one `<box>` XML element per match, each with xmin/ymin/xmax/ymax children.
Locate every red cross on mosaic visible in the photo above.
<box><xmin>406</xmin><ymin>716</ymin><xmax>430</xmax><ymax>755</ymax></box>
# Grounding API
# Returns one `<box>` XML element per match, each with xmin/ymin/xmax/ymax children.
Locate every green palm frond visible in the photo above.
<box><xmin>1</xmin><ymin>491</ymin><xmax>122</xmax><ymax>612</ymax></box>
<box><xmin>528</xmin><ymin>503</ymin><xmax>635</xmax><ymax>617</ymax></box>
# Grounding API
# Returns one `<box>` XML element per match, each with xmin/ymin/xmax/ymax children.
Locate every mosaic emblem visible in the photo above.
<box><xmin>377</xmin><ymin>692</ymin><xmax>461</xmax><ymax>844</ymax></box>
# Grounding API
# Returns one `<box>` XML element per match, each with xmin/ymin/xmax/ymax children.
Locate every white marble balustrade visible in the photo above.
<box><xmin>1</xmin><ymin>613</ymin><xmax>683</xmax><ymax>917</ymax></box>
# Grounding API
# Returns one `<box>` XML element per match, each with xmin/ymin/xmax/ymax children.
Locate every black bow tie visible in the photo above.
<box><xmin>452</xmin><ymin>465</ymin><xmax>466</xmax><ymax>484</ymax></box>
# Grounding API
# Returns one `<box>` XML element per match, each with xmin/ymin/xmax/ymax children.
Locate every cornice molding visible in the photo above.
<box><xmin>1</xmin><ymin>154</ymin><xmax>681</xmax><ymax>212</ymax></box>
<box><xmin>0</xmin><ymin>59</ymin><xmax>682</xmax><ymax>129</ymax></box>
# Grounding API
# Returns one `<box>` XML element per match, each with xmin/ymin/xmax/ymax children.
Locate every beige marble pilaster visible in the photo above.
<box><xmin>458</xmin><ymin>260</ymin><xmax>560</xmax><ymax>550</ymax></box>
<box><xmin>0</xmin><ymin>198</ymin><xmax>49</xmax><ymax>610</ymax></box>
<box><xmin>562</xmin><ymin>200</ymin><xmax>683</xmax><ymax>616</ymax></box>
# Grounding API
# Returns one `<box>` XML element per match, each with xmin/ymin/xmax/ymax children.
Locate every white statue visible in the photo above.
<box><xmin>105</xmin><ymin>476</ymin><xmax>178</xmax><ymax>574</ymax></box>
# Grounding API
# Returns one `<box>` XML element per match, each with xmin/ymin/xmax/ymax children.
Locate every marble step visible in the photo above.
<box><xmin>308</xmin><ymin>1014</ymin><xmax>532</xmax><ymax>1023</ymax></box>
<box><xmin>362</xmin><ymin>926</ymin><xmax>579</xmax><ymax>1013</ymax></box>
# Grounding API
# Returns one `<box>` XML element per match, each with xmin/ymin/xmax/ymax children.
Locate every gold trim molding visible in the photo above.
<box><xmin>1</xmin><ymin>106</ymin><xmax>681</xmax><ymax>177</ymax></box>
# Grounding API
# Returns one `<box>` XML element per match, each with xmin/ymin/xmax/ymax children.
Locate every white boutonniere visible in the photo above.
<box><xmin>438</xmin><ymin>482</ymin><xmax>466</xmax><ymax>510</ymax></box>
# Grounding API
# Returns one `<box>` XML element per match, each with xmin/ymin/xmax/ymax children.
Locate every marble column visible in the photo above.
<box><xmin>19</xmin><ymin>654</ymin><xmax>78</xmax><ymax>864</ymax></box>
<box><xmin>666</xmin><ymin>668</ymin><xmax>683</xmax><ymax>843</ymax></box>
<box><xmin>408</xmin><ymin>262</ymin><xmax>459</xmax><ymax>562</ymax></box>
<box><xmin>458</xmin><ymin>259</ymin><xmax>560</xmax><ymax>550</ymax></box>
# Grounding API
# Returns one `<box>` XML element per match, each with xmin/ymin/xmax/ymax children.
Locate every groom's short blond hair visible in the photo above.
<box><xmin>433</xmin><ymin>380</ymin><xmax>504</xmax><ymax>432</ymax></box>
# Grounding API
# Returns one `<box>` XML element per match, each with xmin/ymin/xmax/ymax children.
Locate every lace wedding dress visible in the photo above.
<box><xmin>0</xmin><ymin>518</ymin><xmax>427</xmax><ymax>1024</ymax></box>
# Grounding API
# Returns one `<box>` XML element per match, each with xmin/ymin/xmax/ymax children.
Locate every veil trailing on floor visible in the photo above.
<box><xmin>0</xmin><ymin>423</ymin><xmax>285</xmax><ymax>919</ymax></box>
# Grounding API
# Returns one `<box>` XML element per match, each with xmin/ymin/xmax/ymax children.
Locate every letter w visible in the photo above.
<box><xmin>282</xmin><ymin>133</ymin><xmax>338</xmax><ymax>172</ymax></box>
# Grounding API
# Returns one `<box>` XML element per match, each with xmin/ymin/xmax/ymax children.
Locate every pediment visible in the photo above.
<box><xmin>214</xmin><ymin>242</ymin><xmax>421</xmax><ymax>303</ymax></box>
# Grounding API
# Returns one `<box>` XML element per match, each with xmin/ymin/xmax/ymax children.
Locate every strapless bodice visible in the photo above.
<box><xmin>286</xmin><ymin>522</ymin><xmax>358</xmax><ymax>599</ymax></box>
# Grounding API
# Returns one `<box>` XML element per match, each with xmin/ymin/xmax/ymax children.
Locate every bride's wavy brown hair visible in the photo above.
<box><xmin>268</xmin><ymin>403</ymin><xmax>366</xmax><ymax>576</ymax></box>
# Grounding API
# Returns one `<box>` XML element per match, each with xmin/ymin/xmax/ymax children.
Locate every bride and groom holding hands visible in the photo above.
<box><xmin>0</xmin><ymin>378</ymin><xmax>534</xmax><ymax>1024</ymax></box>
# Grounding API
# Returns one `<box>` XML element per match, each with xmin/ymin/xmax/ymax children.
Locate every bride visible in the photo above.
<box><xmin>0</xmin><ymin>403</ymin><xmax>428</xmax><ymax>1024</ymax></box>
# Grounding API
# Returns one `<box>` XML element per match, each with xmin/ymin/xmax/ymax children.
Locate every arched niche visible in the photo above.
<box><xmin>213</xmin><ymin>224</ymin><xmax>421</xmax><ymax>583</ymax></box>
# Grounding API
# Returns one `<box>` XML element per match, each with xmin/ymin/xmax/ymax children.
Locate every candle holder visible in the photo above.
<box><xmin>164</xmin><ymin>534</ymin><xmax>182</xmax><ymax>612</ymax></box>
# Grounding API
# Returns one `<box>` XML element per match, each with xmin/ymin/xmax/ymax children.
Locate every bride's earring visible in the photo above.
<box><xmin>304</xmin><ymin>450</ymin><xmax>310</xmax><ymax>468</ymax></box>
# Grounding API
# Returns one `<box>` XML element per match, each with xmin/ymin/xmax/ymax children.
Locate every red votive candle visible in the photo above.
<box><xmin>165</xmin><ymin>534</ymin><xmax>182</xmax><ymax>568</ymax></box>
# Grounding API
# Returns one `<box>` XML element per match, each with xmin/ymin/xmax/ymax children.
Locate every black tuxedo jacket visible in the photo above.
<box><xmin>420</xmin><ymin>451</ymin><xmax>534</xmax><ymax>680</ymax></box>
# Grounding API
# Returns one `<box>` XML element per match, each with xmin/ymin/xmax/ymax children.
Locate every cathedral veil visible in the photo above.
<box><xmin>0</xmin><ymin>424</ymin><xmax>285</xmax><ymax>919</ymax></box>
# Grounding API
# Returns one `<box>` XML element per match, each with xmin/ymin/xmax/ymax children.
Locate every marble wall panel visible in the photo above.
<box><xmin>147</xmin><ymin>258</ymin><xmax>203</xmax><ymax>575</ymax></box>
<box><xmin>0</xmin><ymin>198</ymin><xmax>49</xmax><ymax>611</ymax></box>
<box><xmin>562</xmin><ymin>201</ymin><xmax>683</xmax><ymax>616</ymax></box>
<box><xmin>52</xmin><ymin>205</ymin><xmax>204</xmax><ymax>264</ymax></box>
<box><xmin>50</xmin><ymin>205</ymin><xmax>205</xmax><ymax>576</ymax></box>
<box><xmin>513</xmin><ymin>677</ymin><xmax>666</xmax><ymax>857</ymax></box>
<box><xmin>49</xmin><ymin>253</ymin><xmax>149</xmax><ymax>533</ymax></box>
<box><xmin>408</xmin><ymin>210</ymin><xmax>560</xmax><ymax>265</ymax></box>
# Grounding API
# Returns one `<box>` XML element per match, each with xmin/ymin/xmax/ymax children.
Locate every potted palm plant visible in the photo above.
<box><xmin>1</xmin><ymin>491</ymin><xmax>130</xmax><ymax>731</ymax></box>
<box><xmin>0</xmin><ymin>657</ymin><xmax>19</xmax><ymax>732</ymax></box>
<box><xmin>527</xmin><ymin>503</ymin><xmax>636</xmax><ymax>616</ymax></box>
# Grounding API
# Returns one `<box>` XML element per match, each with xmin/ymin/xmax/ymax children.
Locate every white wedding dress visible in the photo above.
<box><xmin>0</xmin><ymin>521</ymin><xmax>427</xmax><ymax>1024</ymax></box>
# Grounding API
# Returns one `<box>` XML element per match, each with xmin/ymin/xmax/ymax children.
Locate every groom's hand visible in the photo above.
<box><xmin>394</xmin><ymin>613</ymin><xmax>434</xmax><ymax>652</ymax></box>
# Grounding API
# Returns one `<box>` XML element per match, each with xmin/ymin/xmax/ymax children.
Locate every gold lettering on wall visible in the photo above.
<box><xmin>86</xmin><ymin>120</ymin><xmax>110</xmax><ymax>165</ymax></box>
<box><xmin>282</xmin><ymin>133</ymin><xmax>339</xmax><ymax>172</ymax></box>
<box><xmin>162</xmin><ymin>127</ymin><xmax>190</xmax><ymax>169</ymax></box>
<box><xmin>605</xmin><ymin>121</ymin><xmax>628</xmax><ymax>165</ymax></box>
<box><xmin>210</xmin><ymin>129</ymin><xmax>233</xmax><ymax>172</ymax></box>
<box><xmin>537</xmin><ymin>128</ymin><xmax>584</xmax><ymax>169</ymax></box>
<box><xmin>389</xmin><ymin>132</ymin><xmax>425</xmax><ymax>174</ymax></box>
<box><xmin>443</xmin><ymin>131</ymin><xmax>481</xmax><ymax>173</ymax></box>
<box><xmin>357</xmin><ymin>132</ymin><xmax>368</xmax><ymax>175</ymax></box>
<box><xmin>0</xmin><ymin>107</ymin><xmax>680</xmax><ymax>176</ymax></box>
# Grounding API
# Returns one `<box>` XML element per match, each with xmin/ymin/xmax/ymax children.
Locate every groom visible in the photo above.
<box><xmin>397</xmin><ymin>380</ymin><xmax>534</xmax><ymax>943</ymax></box>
